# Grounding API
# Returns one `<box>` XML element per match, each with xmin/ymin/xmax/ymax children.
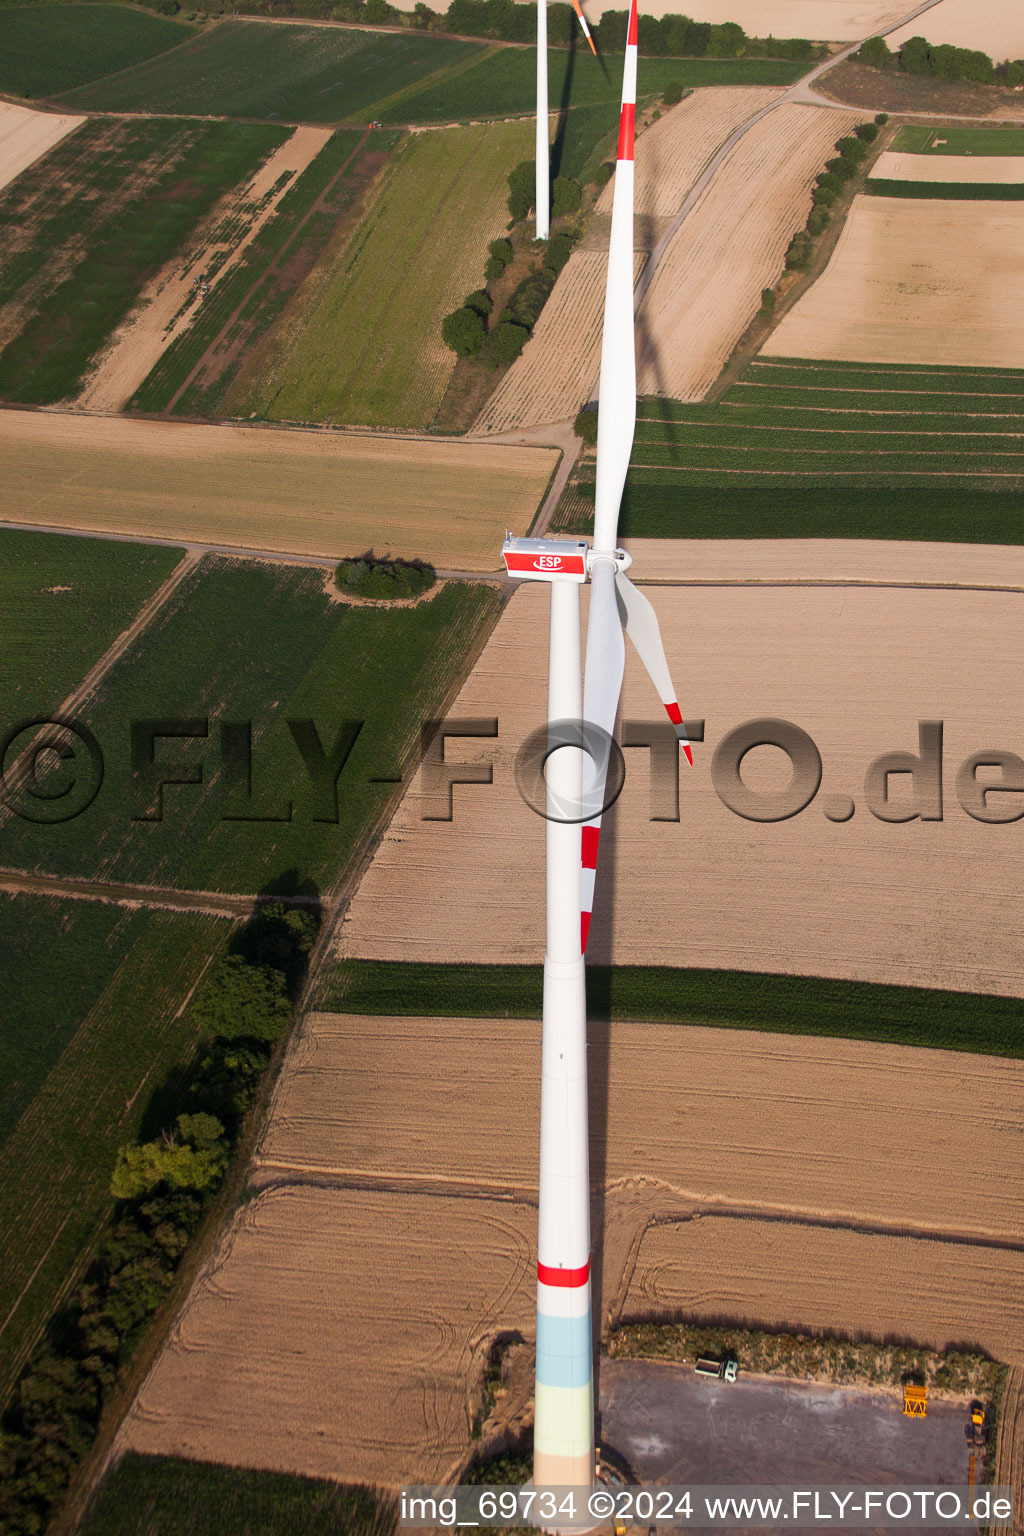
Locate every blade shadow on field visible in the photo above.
<box><xmin>551</xmin><ymin>25</ymin><xmax>578</xmax><ymax>183</ymax></box>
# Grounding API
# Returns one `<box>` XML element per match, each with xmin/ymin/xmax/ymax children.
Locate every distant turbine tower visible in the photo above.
<box><xmin>504</xmin><ymin>0</ymin><xmax>691</xmax><ymax>1493</ymax></box>
<box><xmin>536</xmin><ymin>0</ymin><xmax>597</xmax><ymax>243</ymax></box>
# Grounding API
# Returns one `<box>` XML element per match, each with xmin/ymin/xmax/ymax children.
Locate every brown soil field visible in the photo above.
<box><xmin>0</xmin><ymin>99</ymin><xmax>82</xmax><ymax>194</ymax></box>
<box><xmin>260</xmin><ymin>1015</ymin><xmax>1024</xmax><ymax>1243</ymax></box>
<box><xmin>819</xmin><ymin>59</ymin><xmax>1024</xmax><ymax>117</ymax></box>
<box><xmin>873</xmin><ymin>150</ymin><xmax>1024</xmax><ymax>182</ymax></box>
<box><xmin>75</xmin><ymin>126</ymin><xmax>333</xmax><ymax>414</ymax></box>
<box><xmin>636</xmin><ymin>104</ymin><xmax>857</xmax><ymax>400</ymax></box>
<box><xmin>118</xmin><ymin>1185</ymin><xmax>538</xmax><ymax>1487</ymax></box>
<box><xmin>0</xmin><ymin>410</ymin><xmax>555</xmax><ymax>569</ymax></box>
<box><xmin>627</xmin><ymin>1217</ymin><xmax>1024</xmax><ymax>1363</ymax></box>
<box><xmin>619</xmin><ymin>537</ymin><xmax>1024</xmax><ymax>587</ymax></box>
<box><xmin>473</xmin><ymin>251</ymin><xmax>646</xmax><ymax>432</ymax></box>
<box><xmin>763</xmin><ymin>196</ymin><xmax>1024</xmax><ymax>367</ymax></box>
<box><xmin>338</xmin><ymin>571</ymin><xmax>1024</xmax><ymax>997</ymax></box>
<box><xmin>886</xmin><ymin>0</ymin><xmax>1024</xmax><ymax>57</ymax></box>
<box><xmin>994</xmin><ymin>1367</ymin><xmax>1024</xmax><ymax>1534</ymax></box>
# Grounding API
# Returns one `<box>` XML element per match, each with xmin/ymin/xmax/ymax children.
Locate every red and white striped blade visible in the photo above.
<box><xmin>592</xmin><ymin>0</ymin><xmax>638</xmax><ymax>556</ymax></box>
<box><xmin>570</xmin><ymin>0</ymin><xmax>597</xmax><ymax>54</ymax></box>
<box><xmin>580</xmin><ymin>559</ymin><xmax>625</xmax><ymax>952</ymax></box>
<box><xmin>615</xmin><ymin>573</ymin><xmax>693</xmax><ymax>764</ymax></box>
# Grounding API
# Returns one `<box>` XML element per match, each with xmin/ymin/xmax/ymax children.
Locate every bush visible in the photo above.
<box><xmin>508</xmin><ymin>269</ymin><xmax>555</xmax><ymax>329</ymax></box>
<box><xmin>836</xmin><ymin>135</ymin><xmax>868</xmax><ymax>163</ymax></box>
<box><xmin>806</xmin><ymin>204</ymin><xmax>830</xmax><ymax>237</ymax></box>
<box><xmin>334</xmin><ymin>555</ymin><xmax>436</xmax><ymax>601</ymax></box>
<box><xmin>760</xmin><ymin>287</ymin><xmax>775</xmax><ymax>311</ymax></box>
<box><xmin>488</xmin><ymin>237</ymin><xmax>514</xmax><ymax>268</ymax></box>
<box><xmin>662</xmin><ymin>80</ymin><xmax>684</xmax><ymax>105</ymax></box>
<box><xmin>483</xmin><ymin>255</ymin><xmax>506</xmax><ymax>281</ymax></box>
<box><xmin>442</xmin><ymin>305</ymin><xmax>486</xmax><ymax>357</ymax></box>
<box><xmin>875</xmin><ymin>112</ymin><xmax>889</xmax><ymax>125</ymax></box>
<box><xmin>898</xmin><ymin>34</ymin><xmax>932</xmax><ymax>74</ymax></box>
<box><xmin>507</xmin><ymin>159</ymin><xmax>535</xmax><ymax>220</ymax></box>
<box><xmin>188</xmin><ymin>955</ymin><xmax>292</xmax><ymax>1043</ymax></box>
<box><xmin>812</xmin><ymin>184</ymin><xmax>837</xmax><ymax>206</ymax></box>
<box><xmin>593</xmin><ymin>161</ymin><xmax>614</xmax><ymax>187</ymax></box>
<box><xmin>463</xmin><ymin>288</ymin><xmax>493</xmax><ymax>318</ymax></box>
<box><xmin>542</xmin><ymin>232</ymin><xmax>574</xmax><ymax>276</ymax></box>
<box><xmin>483</xmin><ymin>321</ymin><xmax>529</xmax><ymax>369</ymax></box>
<box><xmin>784</xmin><ymin>230</ymin><xmax>812</xmax><ymax>270</ymax></box>
<box><xmin>552</xmin><ymin>175</ymin><xmax>582</xmax><ymax>216</ymax></box>
<box><xmin>854</xmin><ymin>120</ymin><xmax>879</xmax><ymax>141</ymax></box>
<box><xmin>816</xmin><ymin>170</ymin><xmax>842</xmax><ymax>195</ymax></box>
<box><xmin>857</xmin><ymin>34</ymin><xmax>892</xmax><ymax>69</ymax></box>
<box><xmin>574</xmin><ymin>405</ymin><xmax>599</xmax><ymax>444</ymax></box>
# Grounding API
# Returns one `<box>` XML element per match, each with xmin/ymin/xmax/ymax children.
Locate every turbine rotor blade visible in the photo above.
<box><xmin>571</xmin><ymin>0</ymin><xmax>598</xmax><ymax>54</ymax></box>
<box><xmin>580</xmin><ymin>558</ymin><xmax>625</xmax><ymax>951</ymax></box>
<box><xmin>615</xmin><ymin>572</ymin><xmax>693</xmax><ymax>764</ymax></box>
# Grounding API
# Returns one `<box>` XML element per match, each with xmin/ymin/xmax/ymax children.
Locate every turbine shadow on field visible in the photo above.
<box><xmin>551</xmin><ymin>26</ymin><xmax>578</xmax><ymax>183</ymax></box>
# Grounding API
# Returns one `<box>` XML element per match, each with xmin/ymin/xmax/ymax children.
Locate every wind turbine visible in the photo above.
<box><xmin>536</xmin><ymin>0</ymin><xmax>597</xmax><ymax>242</ymax></box>
<box><xmin>503</xmin><ymin>0</ymin><xmax>691</xmax><ymax>1493</ymax></box>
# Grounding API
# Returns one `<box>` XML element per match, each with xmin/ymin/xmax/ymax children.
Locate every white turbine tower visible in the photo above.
<box><xmin>504</xmin><ymin>0</ymin><xmax>691</xmax><ymax>1494</ymax></box>
<box><xmin>536</xmin><ymin>0</ymin><xmax>596</xmax><ymax>243</ymax></box>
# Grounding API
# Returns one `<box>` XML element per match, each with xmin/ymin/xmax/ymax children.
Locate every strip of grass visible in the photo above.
<box><xmin>0</xmin><ymin>116</ymin><xmax>288</xmax><ymax>405</ymax></box>
<box><xmin>317</xmin><ymin>959</ymin><xmax>1024</xmax><ymax>1058</ymax></box>
<box><xmin>59</xmin><ymin>19</ymin><xmax>482</xmax><ymax>122</ymax></box>
<box><xmin>80</xmin><ymin>1454</ymin><xmax>395</xmax><ymax>1536</ymax></box>
<box><xmin>865</xmin><ymin>179</ymin><xmax>1024</xmax><ymax>199</ymax></box>
<box><xmin>131</xmin><ymin>127</ymin><xmax>394</xmax><ymax>415</ymax></box>
<box><xmin>379</xmin><ymin>50</ymin><xmax>806</xmax><ymax>124</ymax></box>
<box><xmin>0</xmin><ymin>559</ymin><xmax>501</xmax><ymax>895</ymax></box>
<box><xmin>0</xmin><ymin>528</ymin><xmax>182</xmax><ymax>721</ymax></box>
<box><xmin>0</xmin><ymin>900</ymin><xmax>229</xmax><ymax>1398</ymax></box>
<box><xmin>892</xmin><ymin>125</ymin><xmax>1024</xmax><ymax>155</ymax></box>
<box><xmin>0</xmin><ymin>3</ymin><xmax>190</xmax><ymax>98</ymax></box>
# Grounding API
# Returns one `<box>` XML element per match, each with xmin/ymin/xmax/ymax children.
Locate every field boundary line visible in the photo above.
<box><xmin>0</xmin><ymin>870</ymin><xmax>314</xmax><ymax>918</ymax></box>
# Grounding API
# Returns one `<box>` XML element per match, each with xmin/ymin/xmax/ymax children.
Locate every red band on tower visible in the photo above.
<box><xmin>617</xmin><ymin>103</ymin><xmax>635</xmax><ymax>162</ymax></box>
<box><xmin>538</xmin><ymin>1257</ymin><xmax>591</xmax><ymax>1288</ymax></box>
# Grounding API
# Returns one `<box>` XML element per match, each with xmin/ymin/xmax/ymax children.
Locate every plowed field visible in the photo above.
<box><xmin>763</xmin><ymin>197</ymin><xmax>1024</xmax><ymax>368</ymax></box>
<box><xmin>338</xmin><ymin>572</ymin><xmax>1024</xmax><ymax>997</ymax></box>
<box><xmin>636</xmin><ymin>104</ymin><xmax>857</xmax><ymax>399</ymax></box>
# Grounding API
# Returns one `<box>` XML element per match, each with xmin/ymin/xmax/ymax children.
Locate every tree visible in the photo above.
<box><xmin>364</xmin><ymin>0</ymin><xmax>391</xmax><ymax>20</ymax></box>
<box><xmin>857</xmin><ymin>35</ymin><xmax>892</xmax><ymax>69</ymax></box>
<box><xmin>593</xmin><ymin>161</ymin><xmax>614</xmax><ymax>187</ymax></box>
<box><xmin>488</xmin><ymin>237</ymin><xmax>513</xmax><ymax>268</ymax></box>
<box><xmin>484</xmin><ymin>255</ymin><xmax>506</xmax><ymax>280</ymax></box>
<box><xmin>507</xmin><ymin>160</ymin><xmax>535</xmax><ymax>220</ymax></box>
<box><xmin>707</xmin><ymin>20</ymin><xmax>744</xmax><ymax>56</ymax></box>
<box><xmin>552</xmin><ymin>175</ymin><xmax>581</xmax><ymax>216</ymax></box>
<box><xmin>574</xmin><ymin>406</ymin><xmax>598</xmax><ymax>444</ymax></box>
<box><xmin>806</xmin><ymin>205</ymin><xmax>830</xmax><ymax>237</ymax></box>
<box><xmin>760</xmin><ymin>287</ymin><xmax>776</xmax><ymax>311</ymax></box>
<box><xmin>110</xmin><ymin>1114</ymin><xmax>228</xmax><ymax>1200</ymax></box>
<box><xmin>463</xmin><ymin>288</ymin><xmax>493</xmax><ymax>317</ymax></box>
<box><xmin>442</xmin><ymin>305</ymin><xmax>485</xmax><ymax>357</ymax></box>
<box><xmin>188</xmin><ymin>955</ymin><xmax>292</xmax><ymax>1042</ymax></box>
<box><xmin>662</xmin><ymin>80</ymin><xmax>684</xmax><ymax>105</ymax></box>
<box><xmin>898</xmin><ymin>35</ymin><xmax>932</xmax><ymax>74</ymax></box>
<box><xmin>784</xmin><ymin>230</ymin><xmax>812</xmax><ymax>270</ymax></box>
<box><xmin>542</xmin><ymin>233</ymin><xmax>574</xmax><ymax>276</ymax></box>
<box><xmin>854</xmin><ymin>120</ymin><xmax>879</xmax><ymax>141</ymax></box>
<box><xmin>875</xmin><ymin>112</ymin><xmax>889</xmax><ymax>125</ymax></box>
<box><xmin>483</xmin><ymin>322</ymin><xmax>529</xmax><ymax>369</ymax></box>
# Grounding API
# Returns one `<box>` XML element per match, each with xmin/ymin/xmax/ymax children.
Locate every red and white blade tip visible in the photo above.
<box><xmin>665</xmin><ymin>702</ymin><xmax>694</xmax><ymax>765</ymax></box>
<box><xmin>571</xmin><ymin>0</ymin><xmax>597</xmax><ymax>55</ymax></box>
<box><xmin>616</xmin><ymin>0</ymin><xmax>638</xmax><ymax>162</ymax></box>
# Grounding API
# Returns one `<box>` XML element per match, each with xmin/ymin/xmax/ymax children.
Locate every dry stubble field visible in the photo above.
<box><xmin>763</xmin><ymin>196</ymin><xmax>1024</xmax><ymax>367</ymax></box>
<box><xmin>118</xmin><ymin>1011</ymin><xmax>1023</xmax><ymax>1488</ymax></box>
<box><xmin>886</xmin><ymin>0</ymin><xmax>1024</xmax><ymax>58</ymax></box>
<box><xmin>873</xmin><ymin>150</ymin><xmax>1024</xmax><ymax>182</ymax></box>
<box><xmin>475</xmin><ymin>88</ymin><xmax>780</xmax><ymax>432</ymax></box>
<box><xmin>339</xmin><ymin>566</ymin><xmax>1024</xmax><ymax>997</ymax></box>
<box><xmin>0</xmin><ymin>99</ymin><xmax>82</xmax><ymax>193</ymax></box>
<box><xmin>0</xmin><ymin>410</ymin><xmax>555</xmax><ymax>568</ymax></box>
<box><xmin>635</xmin><ymin>103</ymin><xmax>857</xmax><ymax>400</ymax></box>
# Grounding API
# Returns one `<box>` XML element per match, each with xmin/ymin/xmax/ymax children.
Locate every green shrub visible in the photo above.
<box><xmin>593</xmin><ymin>161</ymin><xmax>614</xmax><ymax>187</ymax></box>
<box><xmin>662</xmin><ymin>80</ymin><xmax>684</xmax><ymax>104</ymax></box>
<box><xmin>836</xmin><ymin>135</ymin><xmax>868</xmax><ymax>163</ymax></box>
<box><xmin>334</xmin><ymin>555</ymin><xmax>436</xmax><ymax>600</ymax></box>
<box><xmin>442</xmin><ymin>305</ymin><xmax>486</xmax><ymax>357</ymax></box>
<box><xmin>815</xmin><ymin>170</ymin><xmax>842</xmax><ymax>195</ymax></box>
<box><xmin>507</xmin><ymin>159</ymin><xmax>535</xmax><ymax>220</ymax></box>
<box><xmin>463</xmin><ymin>288</ymin><xmax>493</xmax><ymax>318</ymax></box>
<box><xmin>898</xmin><ymin>34</ymin><xmax>931</xmax><ymax>74</ymax></box>
<box><xmin>552</xmin><ymin>175</ymin><xmax>582</xmax><ymax>216</ymax></box>
<box><xmin>187</xmin><ymin>956</ymin><xmax>292</xmax><ymax>1042</ymax></box>
<box><xmin>542</xmin><ymin>232</ymin><xmax>574</xmax><ymax>276</ymax></box>
<box><xmin>806</xmin><ymin>204</ymin><xmax>830</xmax><ymax>237</ymax></box>
<box><xmin>483</xmin><ymin>321</ymin><xmax>529</xmax><ymax>369</ymax></box>
<box><xmin>855</xmin><ymin>120</ymin><xmax>879</xmax><ymax>141</ymax></box>
<box><xmin>508</xmin><ymin>268</ymin><xmax>555</xmax><ymax>328</ymax></box>
<box><xmin>488</xmin><ymin>237</ymin><xmax>514</xmax><ymax>267</ymax></box>
<box><xmin>812</xmin><ymin>184</ymin><xmax>837</xmax><ymax>206</ymax></box>
<box><xmin>875</xmin><ymin>112</ymin><xmax>889</xmax><ymax>125</ymax></box>
<box><xmin>857</xmin><ymin>35</ymin><xmax>892</xmax><ymax>69</ymax></box>
<box><xmin>760</xmin><ymin>287</ymin><xmax>775</xmax><ymax>311</ymax></box>
<box><xmin>483</xmin><ymin>255</ymin><xmax>506</xmax><ymax>281</ymax></box>
<box><xmin>784</xmin><ymin>230</ymin><xmax>812</xmax><ymax>270</ymax></box>
<box><xmin>574</xmin><ymin>405</ymin><xmax>599</xmax><ymax>444</ymax></box>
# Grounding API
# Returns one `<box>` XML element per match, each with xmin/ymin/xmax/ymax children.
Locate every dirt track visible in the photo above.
<box><xmin>763</xmin><ymin>195</ymin><xmax>1024</xmax><ymax>368</ymax></box>
<box><xmin>0</xmin><ymin>409</ymin><xmax>555</xmax><ymax>571</ymax></box>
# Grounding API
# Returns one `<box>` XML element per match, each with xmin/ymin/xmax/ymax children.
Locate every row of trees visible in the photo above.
<box><xmin>0</xmin><ymin>902</ymin><xmax>318</xmax><ymax>1536</ymax></box>
<box><xmin>858</xmin><ymin>33</ymin><xmax>1024</xmax><ymax>87</ymax></box>
<box><xmin>783</xmin><ymin>118</ymin><xmax>884</xmax><ymax>272</ymax></box>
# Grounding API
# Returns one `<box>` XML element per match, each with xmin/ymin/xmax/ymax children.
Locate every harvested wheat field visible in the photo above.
<box><xmin>260</xmin><ymin>1015</ymin><xmax>1024</xmax><ymax>1243</ymax></box>
<box><xmin>628</xmin><ymin>1218</ymin><xmax>1024</xmax><ymax>1364</ymax></box>
<box><xmin>635</xmin><ymin>104</ymin><xmax>856</xmax><ymax>400</ymax></box>
<box><xmin>994</xmin><ymin>1367</ymin><xmax>1024</xmax><ymax>1535</ymax></box>
<box><xmin>75</xmin><ymin>125</ymin><xmax>332</xmax><ymax>414</ymax></box>
<box><xmin>619</xmin><ymin>537</ymin><xmax>1024</xmax><ymax>588</ymax></box>
<box><xmin>0</xmin><ymin>410</ymin><xmax>554</xmax><ymax>568</ymax></box>
<box><xmin>119</xmin><ymin>1185</ymin><xmax>537</xmax><ymax>1486</ymax></box>
<box><xmin>624</xmin><ymin>0</ymin><xmax>907</xmax><ymax>29</ymax></box>
<box><xmin>873</xmin><ymin>150</ymin><xmax>1024</xmax><ymax>183</ymax></box>
<box><xmin>0</xmin><ymin>99</ymin><xmax>82</xmax><ymax>194</ymax></box>
<box><xmin>764</xmin><ymin>197</ymin><xmax>1024</xmax><ymax>367</ymax></box>
<box><xmin>474</xmin><ymin>251</ymin><xmax>645</xmax><ymax>431</ymax></box>
<box><xmin>339</xmin><ymin>570</ymin><xmax>1024</xmax><ymax>997</ymax></box>
<box><xmin>887</xmin><ymin>0</ymin><xmax>1024</xmax><ymax>59</ymax></box>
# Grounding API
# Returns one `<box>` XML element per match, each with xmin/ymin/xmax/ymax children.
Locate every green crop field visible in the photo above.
<box><xmin>892</xmin><ymin>125</ymin><xmax>1024</xmax><ymax>155</ymax></box>
<box><xmin>0</xmin><ymin>115</ymin><xmax>287</xmax><ymax>406</ymax></box>
<box><xmin>225</xmin><ymin>119</ymin><xmax>532</xmax><ymax>429</ymax></box>
<box><xmin>319</xmin><ymin>959</ymin><xmax>1024</xmax><ymax>1059</ymax></box>
<box><xmin>0</xmin><ymin>3</ymin><xmax>190</xmax><ymax>98</ymax></box>
<box><xmin>133</xmin><ymin>127</ymin><xmax>400</xmax><ymax>417</ymax></box>
<box><xmin>1</xmin><ymin>558</ymin><xmax>500</xmax><ymax>896</ymax></box>
<box><xmin>866</xmin><ymin>180</ymin><xmax>1024</xmax><ymax>198</ymax></box>
<box><xmin>0</xmin><ymin>896</ymin><xmax>228</xmax><ymax>1398</ymax></box>
<box><xmin>378</xmin><ymin>49</ymin><xmax>806</xmax><ymax>123</ymax></box>
<box><xmin>0</xmin><ymin>529</ymin><xmax>182</xmax><ymax>722</ymax></box>
<box><xmin>556</xmin><ymin>357</ymin><xmax>1024</xmax><ymax>540</ymax></box>
<box><xmin>58</xmin><ymin>18</ymin><xmax>483</xmax><ymax>121</ymax></box>
<box><xmin>81</xmin><ymin>1455</ymin><xmax>395</xmax><ymax>1536</ymax></box>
